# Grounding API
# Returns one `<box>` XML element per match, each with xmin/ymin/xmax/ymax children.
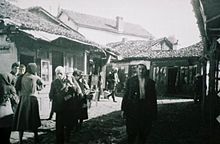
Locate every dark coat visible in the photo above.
<box><xmin>121</xmin><ymin>75</ymin><xmax>157</xmax><ymax>121</ymax></box>
<box><xmin>49</xmin><ymin>79</ymin><xmax>66</xmax><ymax>113</ymax></box>
<box><xmin>77</xmin><ymin>80</ymin><xmax>88</xmax><ymax>120</ymax></box>
<box><xmin>0</xmin><ymin>73</ymin><xmax>15</xmax><ymax>128</ymax></box>
<box><xmin>49</xmin><ymin>78</ymin><xmax>79</xmax><ymax>122</ymax></box>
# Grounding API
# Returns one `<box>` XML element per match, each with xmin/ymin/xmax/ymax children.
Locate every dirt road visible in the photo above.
<box><xmin>10</xmin><ymin>97</ymin><xmax>220</xmax><ymax>144</ymax></box>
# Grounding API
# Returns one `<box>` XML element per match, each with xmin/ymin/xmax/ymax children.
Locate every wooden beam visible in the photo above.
<box><xmin>206</xmin><ymin>14</ymin><xmax>220</xmax><ymax>23</ymax></box>
<box><xmin>207</xmin><ymin>28</ymin><xmax>220</xmax><ymax>31</ymax></box>
<box><xmin>198</xmin><ymin>0</ymin><xmax>209</xmax><ymax>39</ymax></box>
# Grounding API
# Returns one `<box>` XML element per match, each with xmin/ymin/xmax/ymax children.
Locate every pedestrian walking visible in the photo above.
<box><xmin>0</xmin><ymin>73</ymin><xmax>17</xmax><ymax>144</ymax></box>
<box><xmin>49</xmin><ymin>66</ymin><xmax>80</xmax><ymax>143</ymax></box>
<box><xmin>13</xmin><ymin>63</ymin><xmax>44</xmax><ymax>144</ymax></box>
<box><xmin>107</xmin><ymin>68</ymin><xmax>120</xmax><ymax>102</ymax></box>
<box><xmin>121</xmin><ymin>63</ymin><xmax>157</xmax><ymax>144</ymax></box>
<box><xmin>97</xmin><ymin>74</ymin><xmax>102</xmax><ymax>101</ymax></box>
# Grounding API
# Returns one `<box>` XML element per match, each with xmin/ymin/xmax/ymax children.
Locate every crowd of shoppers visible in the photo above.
<box><xmin>0</xmin><ymin>62</ymin><xmax>157</xmax><ymax>144</ymax></box>
<box><xmin>0</xmin><ymin>62</ymin><xmax>44</xmax><ymax>144</ymax></box>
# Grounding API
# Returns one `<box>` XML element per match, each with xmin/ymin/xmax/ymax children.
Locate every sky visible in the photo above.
<box><xmin>11</xmin><ymin>0</ymin><xmax>201</xmax><ymax>48</ymax></box>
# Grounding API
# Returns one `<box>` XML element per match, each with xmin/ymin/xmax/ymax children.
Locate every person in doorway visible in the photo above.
<box><xmin>13</xmin><ymin>63</ymin><xmax>44</xmax><ymax>144</ymax></box>
<box><xmin>0</xmin><ymin>73</ymin><xmax>17</xmax><ymax>144</ymax></box>
<box><xmin>121</xmin><ymin>63</ymin><xmax>157</xmax><ymax>144</ymax></box>
<box><xmin>194</xmin><ymin>73</ymin><xmax>203</xmax><ymax>103</ymax></box>
<box><xmin>107</xmin><ymin>68</ymin><xmax>120</xmax><ymax>102</ymax></box>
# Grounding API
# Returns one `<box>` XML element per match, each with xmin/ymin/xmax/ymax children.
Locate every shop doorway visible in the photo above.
<box><xmin>167</xmin><ymin>67</ymin><xmax>178</xmax><ymax>94</ymax></box>
<box><xmin>20</xmin><ymin>54</ymin><xmax>34</xmax><ymax>67</ymax></box>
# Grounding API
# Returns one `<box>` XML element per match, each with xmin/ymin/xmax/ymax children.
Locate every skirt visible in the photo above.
<box><xmin>13</xmin><ymin>95</ymin><xmax>41</xmax><ymax>131</ymax></box>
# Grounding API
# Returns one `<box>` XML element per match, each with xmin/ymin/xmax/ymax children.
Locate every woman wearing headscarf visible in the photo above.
<box><xmin>13</xmin><ymin>63</ymin><xmax>44</xmax><ymax>144</ymax></box>
<box><xmin>49</xmin><ymin>66</ymin><xmax>80</xmax><ymax>143</ymax></box>
<box><xmin>0</xmin><ymin>72</ymin><xmax>17</xmax><ymax>144</ymax></box>
<box><xmin>72</xmin><ymin>70</ymin><xmax>89</xmax><ymax>130</ymax></box>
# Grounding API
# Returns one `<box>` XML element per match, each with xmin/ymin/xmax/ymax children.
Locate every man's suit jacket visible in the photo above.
<box><xmin>121</xmin><ymin>75</ymin><xmax>157</xmax><ymax>121</ymax></box>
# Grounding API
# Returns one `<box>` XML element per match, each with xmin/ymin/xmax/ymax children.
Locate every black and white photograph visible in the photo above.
<box><xmin>0</xmin><ymin>0</ymin><xmax>220</xmax><ymax>143</ymax></box>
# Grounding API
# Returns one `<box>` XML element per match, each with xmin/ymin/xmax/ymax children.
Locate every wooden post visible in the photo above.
<box><xmin>208</xmin><ymin>38</ymin><xmax>217</xmax><ymax>141</ymax></box>
<box><xmin>201</xmin><ymin>60</ymin><xmax>207</xmax><ymax>123</ymax></box>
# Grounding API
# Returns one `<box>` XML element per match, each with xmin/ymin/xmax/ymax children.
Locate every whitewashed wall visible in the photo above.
<box><xmin>0</xmin><ymin>35</ymin><xmax>18</xmax><ymax>73</ymax></box>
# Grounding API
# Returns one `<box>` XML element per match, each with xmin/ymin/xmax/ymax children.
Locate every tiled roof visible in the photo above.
<box><xmin>134</xmin><ymin>42</ymin><xmax>203</xmax><ymax>59</ymax></box>
<box><xmin>107</xmin><ymin>38</ymin><xmax>171</xmax><ymax>58</ymax></box>
<box><xmin>59</xmin><ymin>9</ymin><xmax>154</xmax><ymax>39</ymax></box>
<box><xmin>107</xmin><ymin>39</ymin><xmax>203</xmax><ymax>59</ymax></box>
<box><xmin>107</xmin><ymin>40</ymin><xmax>153</xmax><ymax>58</ymax></box>
<box><xmin>28</xmin><ymin>7</ymin><xmax>72</xmax><ymax>31</ymax></box>
<box><xmin>0</xmin><ymin>0</ymin><xmax>107</xmax><ymax>49</ymax></box>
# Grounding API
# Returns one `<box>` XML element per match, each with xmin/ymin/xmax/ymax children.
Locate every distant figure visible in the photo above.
<box><xmin>0</xmin><ymin>73</ymin><xmax>17</xmax><ymax>144</ymax></box>
<box><xmin>107</xmin><ymin>68</ymin><xmax>120</xmax><ymax>102</ymax></box>
<box><xmin>97</xmin><ymin>74</ymin><xmax>102</xmax><ymax>101</ymax></box>
<box><xmin>121</xmin><ymin>64</ymin><xmax>157</xmax><ymax>144</ymax></box>
<box><xmin>13</xmin><ymin>63</ymin><xmax>44</xmax><ymax>144</ymax></box>
<box><xmin>194</xmin><ymin>73</ymin><xmax>203</xmax><ymax>103</ymax></box>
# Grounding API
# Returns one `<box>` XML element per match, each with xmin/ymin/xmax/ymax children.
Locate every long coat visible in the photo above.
<box><xmin>14</xmin><ymin>73</ymin><xmax>43</xmax><ymax>131</ymax></box>
<box><xmin>121</xmin><ymin>75</ymin><xmax>157</xmax><ymax>122</ymax></box>
<box><xmin>49</xmin><ymin>79</ymin><xmax>67</xmax><ymax>113</ymax></box>
<box><xmin>49</xmin><ymin>78</ymin><xmax>79</xmax><ymax>125</ymax></box>
<box><xmin>77</xmin><ymin>79</ymin><xmax>88</xmax><ymax>120</ymax></box>
<box><xmin>0</xmin><ymin>73</ymin><xmax>16</xmax><ymax>128</ymax></box>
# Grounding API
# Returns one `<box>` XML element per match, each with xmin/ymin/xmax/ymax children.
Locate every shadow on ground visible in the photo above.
<box><xmin>12</xmin><ymin>98</ymin><xmax>220</xmax><ymax>144</ymax></box>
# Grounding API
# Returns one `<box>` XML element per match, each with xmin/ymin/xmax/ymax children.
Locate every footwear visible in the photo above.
<box><xmin>113</xmin><ymin>100</ymin><xmax>117</xmax><ymax>102</ymax></box>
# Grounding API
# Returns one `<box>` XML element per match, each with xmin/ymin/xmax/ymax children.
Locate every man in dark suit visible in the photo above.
<box><xmin>121</xmin><ymin>63</ymin><xmax>157</xmax><ymax>144</ymax></box>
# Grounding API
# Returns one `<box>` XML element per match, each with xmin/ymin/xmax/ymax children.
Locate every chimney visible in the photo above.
<box><xmin>167</xmin><ymin>35</ymin><xmax>178</xmax><ymax>50</ymax></box>
<box><xmin>122</xmin><ymin>37</ymin><xmax>127</xmax><ymax>43</ymax></box>
<box><xmin>116</xmin><ymin>16</ymin><xmax>124</xmax><ymax>33</ymax></box>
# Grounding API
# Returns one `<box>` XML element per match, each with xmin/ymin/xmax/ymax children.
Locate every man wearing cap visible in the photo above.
<box><xmin>121</xmin><ymin>63</ymin><xmax>157</xmax><ymax>144</ymax></box>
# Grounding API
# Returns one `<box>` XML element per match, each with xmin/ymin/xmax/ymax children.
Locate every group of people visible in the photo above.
<box><xmin>0</xmin><ymin>62</ymin><xmax>91</xmax><ymax>144</ymax></box>
<box><xmin>0</xmin><ymin>62</ymin><xmax>158</xmax><ymax>144</ymax></box>
<box><xmin>49</xmin><ymin>66</ymin><xmax>91</xmax><ymax>143</ymax></box>
<box><xmin>0</xmin><ymin>62</ymin><xmax>44</xmax><ymax>144</ymax></box>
